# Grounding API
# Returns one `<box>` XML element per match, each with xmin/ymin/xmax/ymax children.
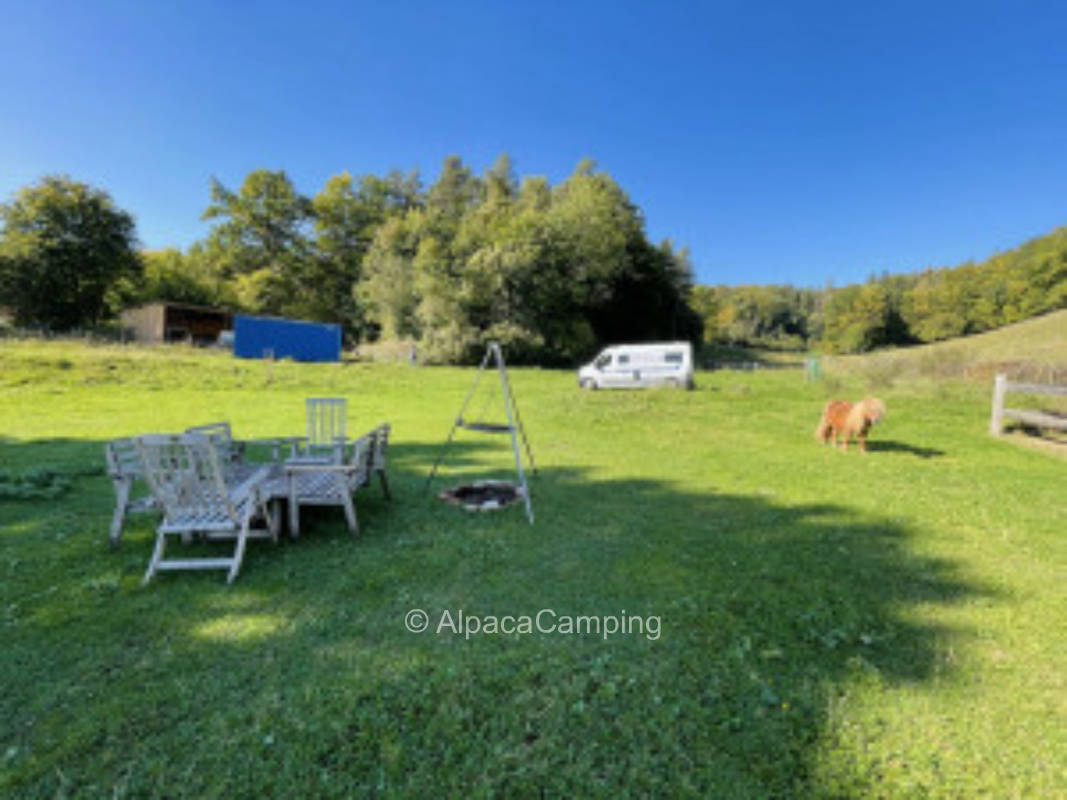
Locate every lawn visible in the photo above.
<box><xmin>0</xmin><ymin>339</ymin><xmax>1064</xmax><ymax>797</ymax></box>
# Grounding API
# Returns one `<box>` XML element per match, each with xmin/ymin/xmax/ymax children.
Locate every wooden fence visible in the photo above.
<box><xmin>989</xmin><ymin>373</ymin><xmax>1067</xmax><ymax>435</ymax></box>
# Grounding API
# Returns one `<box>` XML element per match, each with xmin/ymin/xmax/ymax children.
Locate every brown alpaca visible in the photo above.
<box><xmin>815</xmin><ymin>397</ymin><xmax>886</xmax><ymax>451</ymax></box>
<box><xmin>815</xmin><ymin>399</ymin><xmax>853</xmax><ymax>445</ymax></box>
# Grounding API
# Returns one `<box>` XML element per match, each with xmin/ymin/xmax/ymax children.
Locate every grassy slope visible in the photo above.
<box><xmin>0</xmin><ymin>340</ymin><xmax>1064</xmax><ymax>796</ymax></box>
<box><xmin>828</xmin><ymin>308</ymin><xmax>1067</xmax><ymax>383</ymax></box>
<box><xmin>921</xmin><ymin>307</ymin><xmax>1067</xmax><ymax>364</ymax></box>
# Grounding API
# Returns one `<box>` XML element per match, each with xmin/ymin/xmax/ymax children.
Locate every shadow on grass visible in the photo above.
<box><xmin>998</xmin><ymin>426</ymin><xmax>1067</xmax><ymax>461</ymax></box>
<box><xmin>0</xmin><ymin>435</ymin><xmax>988</xmax><ymax>797</ymax></box>
<box><xmin>865</xmin><ymin>439</ymin><xmax>946</xmax><ymax>459</ymax></box>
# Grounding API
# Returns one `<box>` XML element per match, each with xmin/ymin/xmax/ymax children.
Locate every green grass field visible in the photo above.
<box><xmin>827</xmin><ymin>309</ymin><xmax>1067</xmax><ymax>386</ymax></box>
<box><xmin>1</xmin><ymin>336</ymin><xmax>1064</xmax><ymax>797</ymax></box>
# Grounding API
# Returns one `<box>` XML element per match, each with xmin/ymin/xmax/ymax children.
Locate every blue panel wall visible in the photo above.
<box><xmin>233</xmin><ymin>315</ymin><xmax>341</xmax><ymax>362</ymax></box>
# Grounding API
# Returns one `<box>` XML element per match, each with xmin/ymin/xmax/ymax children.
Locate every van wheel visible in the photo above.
<box><xmin>581</xmin><ymin>378</ymin><xmax>597</xmax><ymax>391</ymax></box>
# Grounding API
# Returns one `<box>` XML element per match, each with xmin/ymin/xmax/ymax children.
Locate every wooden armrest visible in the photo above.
<box><xmin>227</xmin><ymin>465</ymin><xmax>273</xmax><ymax>504</ymax></box>
<box><xmin>240</xmin><ymin>436</ymin><xmax>294</xmax><ymax>446</ymax></box>
<box><xmin>284</xmin><ymin>463</ymin><xmax>360</xmax><ymax>474</ymax></box>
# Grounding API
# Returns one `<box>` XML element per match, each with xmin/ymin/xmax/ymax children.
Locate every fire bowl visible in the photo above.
<box><xmin>438</xmin><ymin>480</ymin><xmax>525</xmax><ymax>511</ymax></box>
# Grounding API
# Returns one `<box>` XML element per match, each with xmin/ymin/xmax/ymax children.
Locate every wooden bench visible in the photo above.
<box><xmin>990</xmin><ymin>373</ymin><xmax>1067</xmax><ymax>435</ymax></box>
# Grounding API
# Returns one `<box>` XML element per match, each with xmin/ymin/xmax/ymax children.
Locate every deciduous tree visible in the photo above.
<box><xmin>0</xmin><ymin>176</ymin><xmax>141</xmax><ymax>330</ymax></box>
<box><xmin>200</xmin><ymin>170</ymin><xmax>313</xmax><ymax>315</ymax></box>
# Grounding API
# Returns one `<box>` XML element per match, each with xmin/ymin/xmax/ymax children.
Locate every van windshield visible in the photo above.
<box><xmin>595</xmin><ymin>354</ymin><xmax>612</xmax><ymax>369</ymax></box>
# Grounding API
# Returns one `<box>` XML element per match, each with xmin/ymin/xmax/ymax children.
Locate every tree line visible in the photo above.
<box><xmin>2</xmin><ymin>163</ymin><xmax>1065</xmax><ymax>361</ymax></box>
<box><xmin>693</xmin><ymin>227</ymin><xmax>1067</xmax><ymax>353</ymax></box>
<box><xmin>0</xmin><ymin>157</ymin><xmax>701</xmax><ymax>364</ymax></box>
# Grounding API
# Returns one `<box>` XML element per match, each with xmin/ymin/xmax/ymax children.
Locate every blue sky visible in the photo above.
<box><xmin>2</xmin><ymin>0</ymin><xmax>1066</xmax><ymax>287</ymax></box>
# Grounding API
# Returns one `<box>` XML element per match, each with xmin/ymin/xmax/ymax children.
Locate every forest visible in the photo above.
<box><xmin>2</xmin><ymin>158</ymin><xmax>1066</xmax><ymax>361</ymax></box>
<box><xmin>693</xmin><ymin>228</ymin><xmax>1067</xmax><ymax>353</ymax></box>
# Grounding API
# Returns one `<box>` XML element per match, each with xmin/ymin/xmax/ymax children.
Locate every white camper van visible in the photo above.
<box><xmin>578</xmin><ymin>342</ymin><xmax>694</xmax><ymax>390</ymax></box>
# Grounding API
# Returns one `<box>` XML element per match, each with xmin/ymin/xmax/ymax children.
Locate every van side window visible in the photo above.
<box><xmin>618</xmin><ymin>355</ymin><xmax>630</xmax><ymax>365</ymax></box>
<box><xmin>665</xmin><ymin>351</ymin><xmax>683</xmax><ymax>364</ymax></box>
<box><xmin>595</xmin><ymin>354</ymin><xmax>612</xmax><ymax>369</ymax></box>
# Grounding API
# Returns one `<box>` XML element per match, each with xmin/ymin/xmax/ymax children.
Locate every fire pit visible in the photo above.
<box><xmin>438</xmin><ymin>480</ymin><xmax>525</xmax><ymax>512</ymax></box>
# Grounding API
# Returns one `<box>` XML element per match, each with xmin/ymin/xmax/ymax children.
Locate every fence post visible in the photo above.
<box><xmin>989</xmin><ymin>373</ymin><xmax>1007</xmax><ymax>436</ymax></box>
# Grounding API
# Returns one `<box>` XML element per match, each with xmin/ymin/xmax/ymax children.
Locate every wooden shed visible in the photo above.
<box><xmin>120</xmin><ymin>302</ymin><xmax>233</xmax><ymax>345</ymax></box>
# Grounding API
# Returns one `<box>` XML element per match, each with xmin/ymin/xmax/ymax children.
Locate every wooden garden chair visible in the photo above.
<box><xmin>104</xmin><ymin>437</ymin><xmax>159</xmax><ymax>549</ymax></box>
<box><xmin>135</xmin><ymin>433</ymin><xmax>279</xmax><ymax>584</ymax></box>
<box><xmin>273</xmin><ymin>430</ymin><xmax>377</xmax><ymax>537</ymax></box>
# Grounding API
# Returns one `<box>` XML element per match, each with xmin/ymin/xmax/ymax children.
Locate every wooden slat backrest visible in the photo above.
<box><xmin>186</xmin><ymin>422</ymin><xmax>237</xmax><ymax>461</ymax></box>
<box><xmin>185</xmin><ymin>421</ymin><xmax>233</xmax><ymax>446</ymax></box>
<box><xmin>306</xmin><ymin>398</ymin><xmax>346</xmax><ymax>448</ymax></box>
<box><xmin>350</xmin><ymin>432</ymin><xmax>374</xmax><ymax>478</ymax></box>
<box><xmin>185</xmin><ymin>421</ymin><xmax>251</xmax><ymax>482</ymax></box>
<box><xmin>135</xmin><ymin>434</ymin><xmax>238</xmax><ymax>526</ymax></box>
<box><xmin>105</xmin><ymin>437</ymin><xmax>143</xmax><ymax>478</ymax></box>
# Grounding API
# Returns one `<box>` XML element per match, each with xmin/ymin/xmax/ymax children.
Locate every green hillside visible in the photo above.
<box><xmin>829</xmin><ymin>308</ymin><xmax>1067</xmax><ymax>386</ymax></box>
<box><xmin>693</xmin><ymin>225</ymin><xmax>1067</xmax><ymax>354</ymax></box>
